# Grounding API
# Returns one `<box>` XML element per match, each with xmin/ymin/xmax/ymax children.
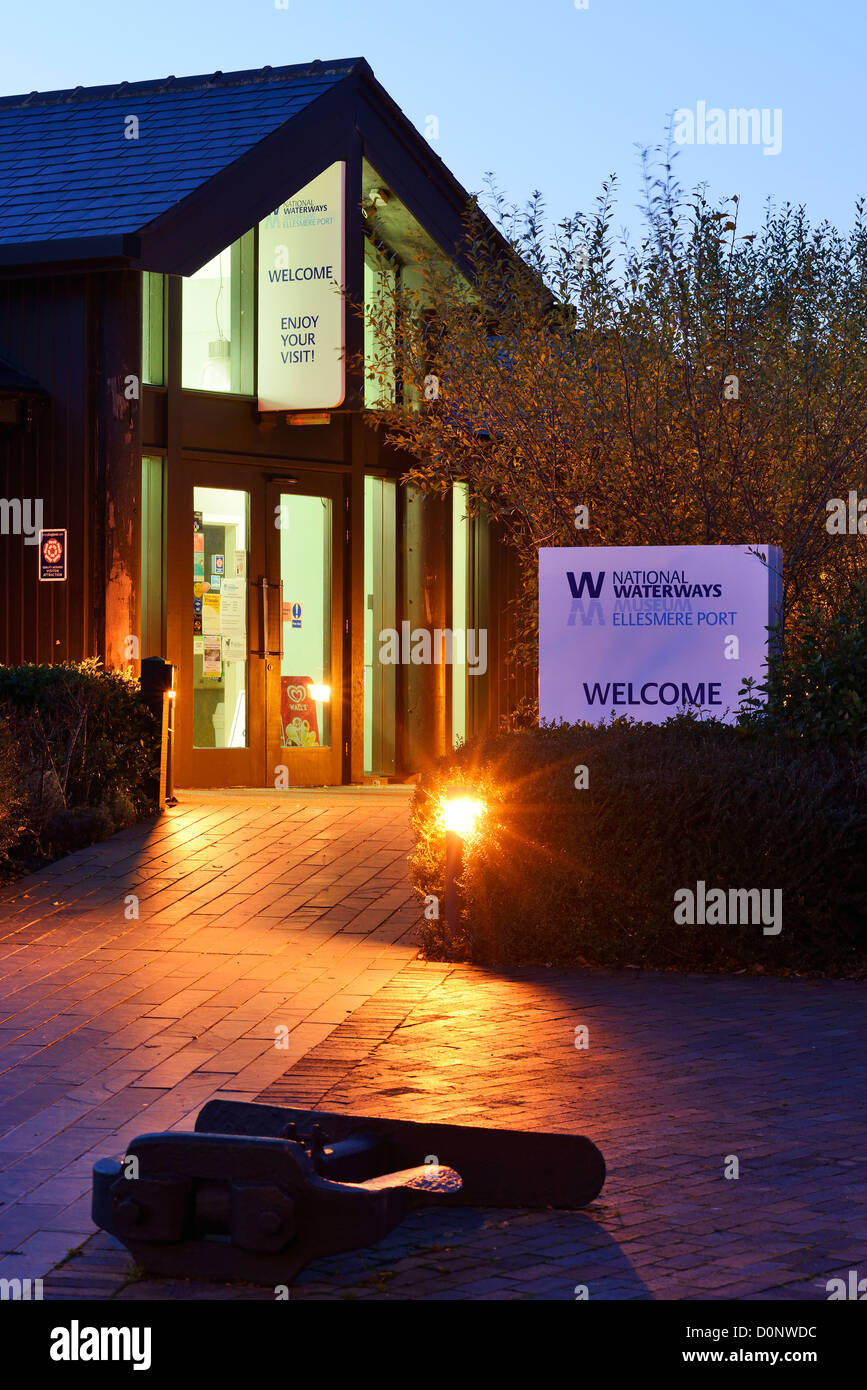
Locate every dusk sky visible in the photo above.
<box><xmin>1</xmin><ymin>0</ymin><xmax>862</xmax><ymax>243</ymax></box>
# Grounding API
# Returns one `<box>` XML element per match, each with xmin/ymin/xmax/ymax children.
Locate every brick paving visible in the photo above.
<box><xmin>2</xmin><ymin>791</ymin><xmax>863</xmax><ymax>1301</ymax></box>
<box><xmin>41</xmin><ymin>959</ymin><xmax>867</xmax><ymax>1301</ymax></box>
<box><xmin>0</xmin><ymin>788</ymin><xmax>419</xmax><ymax>1284</ymax></box>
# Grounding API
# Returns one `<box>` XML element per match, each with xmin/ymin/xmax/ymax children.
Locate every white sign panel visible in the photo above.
<box><xmin>257</xmin><ymin>162</ymin><xmax>346</xmax><ymax>412</ymax></box>
<box><xmin>539</xmin><ymin>545</ymin><xmax>782</xmax><ymax>725</ymax></box>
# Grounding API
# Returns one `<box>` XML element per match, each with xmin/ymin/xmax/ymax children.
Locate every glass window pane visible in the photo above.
<box><xmin>182</xmin><ymin>232</ymin><xmax>254</xmax><ymax>394</ymax></box>
<box><xmin>364</xmin><ymin>475</ymin><xmax>396</xmax><ymax>774</ymax></box>
<box><xmin>279</xmin><ymin>494</ymin><xmax>332</xmax><ymax>749</ymax></box>
<box><xmin>142</xmin><ymin>272</ymin><xmax>165</xmax><ymax>386</ymax></box>
<box><xmin>364</xmin><ymin>238</ymin><xmax>397</xmax><ymax>409</ymax></box>
<box><xmin>141</xmin><ymin>456</ymin><xmax>165</xmax><ymax>659</ymax></box>
<box><xmin>193</xmin><ymin>487</ymin><xmax>249</xmax><ymax>749</ymax></box>
<box><xmin>452</xmin><ymin>482</ymin><xmax>468</xmax><ymax>747</ymax></box>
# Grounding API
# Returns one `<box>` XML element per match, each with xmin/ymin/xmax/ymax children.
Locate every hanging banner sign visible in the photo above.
<box><xmin>38</xmin><ymin>528</ymin><xmax>67</xmax><ymax>581</ymax></box>
<box><xmin>539</xmin><ymin>544</ymin><xmax>782</xmax><ymax>726</ymax></box>
<box><xmin>257</xmin><ymin>162</ymin><xmax>346</xmax><ymax>412</ymax></box>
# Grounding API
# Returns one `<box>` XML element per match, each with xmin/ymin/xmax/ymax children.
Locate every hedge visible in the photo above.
<box><xmin>409</xmin><ymin>718</ymin><xmax>867</xmax><ymax>976</ymax></box>
<box><xmin>0</xmin><ymin>660</ymin><xmax>160</xmax><ymax>879</ymax></box>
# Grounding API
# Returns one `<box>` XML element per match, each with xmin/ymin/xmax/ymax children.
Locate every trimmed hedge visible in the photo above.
<box><xmin>409</xmin><ymin>718</ymin><xmax>867</xmax><ymax>976</ymax></box>
<box><xmin>0</xmin><ymin>660</ymin><xmax>160</xmax><ymax>879</ymax></box>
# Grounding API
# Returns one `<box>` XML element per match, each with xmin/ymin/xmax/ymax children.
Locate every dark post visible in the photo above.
<box><xmin>140</xmin><ymin>657</ymin><xmax>175</xmax><ymax>808</ymax></box>
<box><xmin>444</xmin><ymin>826</ymin><xmax>461</xmax><ymax>953</ymax></box>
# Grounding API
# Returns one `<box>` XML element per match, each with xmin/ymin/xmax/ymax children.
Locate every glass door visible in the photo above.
<box><xmin>265</xmin><ymin>473</ymin><xmax>344</xmax><ymax>787</ymax></box>
<box><xmin>172</xmin><ymin>461</ymin><xmax>267</xmax><ymax>787</ymax></box>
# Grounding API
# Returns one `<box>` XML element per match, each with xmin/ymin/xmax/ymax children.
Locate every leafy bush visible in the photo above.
<box><xmin>740</xmin><ymin>582</ymin><xmax>867</xmax><ymax>751</ymax></box>
<box><xmin>410</xmin><ymin>718</ymin><xmax>867</xmax><ymax>976</ymax></box>
<box><xmin>0</xmin><ymin>660</ymin><xmax>159</xmax><ymax>878</ymax></box>
<box><xmin>0</xmin><ymin>723</ymin><xmax>27</xmax><ymax>867</ymax></box>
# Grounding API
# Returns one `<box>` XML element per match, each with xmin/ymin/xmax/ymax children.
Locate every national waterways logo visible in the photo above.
<box><xmin>566</xmin><ymin>569</ymin><xmax>723</xmax><ymax>600</ymax></box>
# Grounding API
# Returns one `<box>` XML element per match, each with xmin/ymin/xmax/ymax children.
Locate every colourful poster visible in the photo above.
<box><xmin>202</xmin><ymin>637</ymin><xmax>222</xmax><ymax>677</ymax></box>
<box><xmin>202</xmin><ymin>592</ymin><xmax>221</xmax><ymax>635</ymax></box>
<box><xmin>281</xmin><ymin>677</ymin><xmax>320</xmax><ymax>748</ymax></box>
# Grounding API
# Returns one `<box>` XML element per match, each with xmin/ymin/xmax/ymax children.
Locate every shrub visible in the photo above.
<box><xmin>740</xmin><ymin>581</ymin><xmax>867</xmax><ymax>751</ymax></box>
<box><xmin>409</xmin><ymin>718</ymin><xmax>867</xmax><ymax>976</ymax></box>
<box><xmin>0</xmin><ymin>660</ymin><xmax>159</xmax><ymax>878</ymax></box>
<box><xmin>0</xmin><ymin>723</ymin><xmax>27</xmax><ymax>867</ymax></box>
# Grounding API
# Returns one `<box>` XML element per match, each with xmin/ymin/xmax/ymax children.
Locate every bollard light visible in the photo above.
<box><xmin>442</xmin><ymin>790</ymin><xmax>486</xmax><ymax>837</ymax></box>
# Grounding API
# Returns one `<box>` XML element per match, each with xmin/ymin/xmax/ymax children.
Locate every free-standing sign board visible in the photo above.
<box><xmin>38</xmin><ymin>528</ymin><xmax>67</xmax><ymax>581</ymax></box>
<box><xmin>257</xmin><ymin>162</ymin><xmax>346</xmax><ymax>412</ymax></box>
<box><xmin>539</xmin><ymin>544</ymin><xmax>782</xmax><ymax>725</ymax></box>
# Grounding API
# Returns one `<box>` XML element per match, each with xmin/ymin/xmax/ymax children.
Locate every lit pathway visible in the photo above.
<box><xmin>0</xmin><ymin>789</ymin><xmax>418</xmax><ymax>1283</ymax></box>
<box><xmin>45</xmin><ymin>961</ymin><xmax>867</xmax><ymax>1301</ymax></box>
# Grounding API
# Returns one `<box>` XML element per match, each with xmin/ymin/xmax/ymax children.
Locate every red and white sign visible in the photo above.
<box><xmin>38</xmin><ymin>528</ymin><xmax>67</xmax><ymax>581</ymax></box>
<box><xmin>281</xmin><ymin>677</ymin><xmax>320</xmax><ymax>748</ymax></box>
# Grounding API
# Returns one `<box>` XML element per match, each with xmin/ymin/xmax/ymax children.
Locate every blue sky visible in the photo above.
<box><xmin>1</xmin><ymin>0</ymin><xmax>862</xmax><ymax>243</ymax></box>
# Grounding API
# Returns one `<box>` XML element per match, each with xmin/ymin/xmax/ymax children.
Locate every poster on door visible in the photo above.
<box><xmin>257</xmin><ymin>162</ymin><xmax>346</xmax><ymax>412</ymax></box>
<box><xmin>281</xmin><ymin>677</ymin><xmax>321</xmax><ymax>748</ymax></box>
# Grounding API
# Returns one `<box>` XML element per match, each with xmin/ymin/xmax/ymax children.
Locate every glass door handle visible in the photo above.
<box><xmin>255</xmin><ymin>576</ymin><xmax>283</xmax><ymax>657</ymax></box>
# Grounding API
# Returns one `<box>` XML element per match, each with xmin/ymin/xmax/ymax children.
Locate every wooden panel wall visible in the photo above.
<box><xmin>0</xmin><ymin>267</ymin><xmax>141</xmax><ymax>669</ymax></box>
<box><xmin>0</xmin><ymin>273</ymin><xmax>92</xmax><ymax>664</ymax></box>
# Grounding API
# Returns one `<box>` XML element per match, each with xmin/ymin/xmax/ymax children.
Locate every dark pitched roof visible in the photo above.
<box><xmin>0</xmin><ymin>57</ymin><xmax>494</xmax><ymax>282</ymax></box>
<box><xmin>0</xmin><ymin>60</ymin><xmax>364</xmax><ymax>255</ymax></box>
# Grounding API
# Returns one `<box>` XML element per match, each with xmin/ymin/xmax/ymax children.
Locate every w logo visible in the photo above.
<box><xmin>566</xmin><ymin>571</ymin><xmax>605</xmax><ymax>599</ymax></box>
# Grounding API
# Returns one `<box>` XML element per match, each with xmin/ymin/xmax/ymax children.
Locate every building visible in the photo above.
<box><xmin>0</xmin><ymin>58</ymin><xmax>528</xmax><ymax>787</ymax></box>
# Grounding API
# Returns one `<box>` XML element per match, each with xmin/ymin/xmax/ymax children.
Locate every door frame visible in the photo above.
<box><xmin>264</xmin><ymin>469</ymin><xmax>345</xmax><ymax>788</ymax></box>
<box><xmin>168</xmin><ymin>455</ymin><xmax>347</xmax><ymax>787</ymax></box>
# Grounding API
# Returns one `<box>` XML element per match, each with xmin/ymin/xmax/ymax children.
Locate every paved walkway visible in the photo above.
<box><xmin>2</xmin><ymin>792</ymin><xmax>864</xmax><ymax>1300</ymax></box>
<box><xmin>44</xmin><ymin>961</ymin><xmax>867</xmax><ymax>1302</ymax></box>
<box><xmin>0</xmin><ymin>789</ymin><xmax>418</xmax><ymax>1284</ymax></box>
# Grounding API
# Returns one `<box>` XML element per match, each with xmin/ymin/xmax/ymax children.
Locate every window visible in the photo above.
<box><xmin>141</xmin><ymin>456</ymin><xmax>165</xmax><ymax>658</ymax></box>
<box><xmin>452</xmin><ymin>482</ymin><xmax>469</xmax><ymax>747</ymax></box>
<box><xmin>193</xmin><ymin>487</ymin><xmax>249</xmax><ymax>749</ymax></box>
<box><xmin>182</xmin><ymin>231</ymin><xmax>255</xmax><ymax>394</ymax></box>
<box><xmin>278</xmin><ymin>493</ymin><xmax>333</xmax><ymax>750</ymax></box>
<box><xmin>363</xmin><ymin>236</ymin><xmax>397</xmax><ymax>409</ymax></box>
<box><xmin>364</xmin><ymin>475</ymin><xmax>397</xmax><ymax>774</ymax></box>
<box><xmin>142</xmin><ymin>273</ymin><xmax>166</xmax><ymax>386</ymax></box>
